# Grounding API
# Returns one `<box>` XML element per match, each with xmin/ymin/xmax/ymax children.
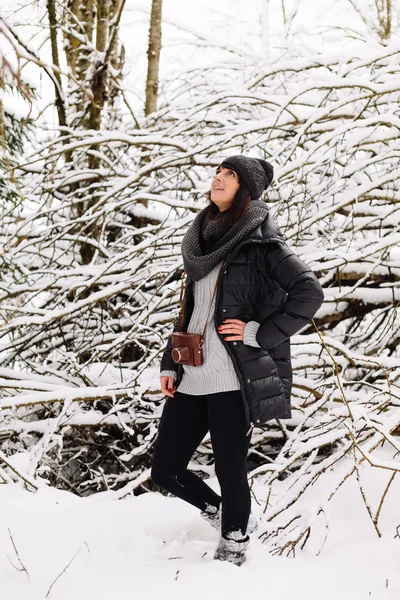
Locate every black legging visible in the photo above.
<box><xmin>151</xmin><ymin>389</ymin><xmax>251</xmax><ymax>538</ymax></box>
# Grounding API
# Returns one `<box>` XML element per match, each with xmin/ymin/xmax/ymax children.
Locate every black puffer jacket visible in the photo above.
<box><xmin>160</xmin><ymin>212</ymin><xmax>324</xmax><ymax>431</ymax></box>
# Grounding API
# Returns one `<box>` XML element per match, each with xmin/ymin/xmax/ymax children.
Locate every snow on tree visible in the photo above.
<box><xmin>0</xmin><ymin>5</ymin><xmax>399</xmax><ymax>554</ymax></box>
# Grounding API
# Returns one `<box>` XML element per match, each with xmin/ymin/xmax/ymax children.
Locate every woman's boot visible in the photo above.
<box><xmin>213</xmin><ymin>532</ymin><xmax>250</xmax><ymax>566</ymax></box>
<box><xmin>200</xmin><ymin>504</ymin><xmax>221</xmax><ymax>530</ymax></box>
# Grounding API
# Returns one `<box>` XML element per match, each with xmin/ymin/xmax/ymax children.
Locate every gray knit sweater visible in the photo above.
<box><xmin>160</xmin><ymin>261</ymin><xmax>261</xmax><ymax>395</ymax></box>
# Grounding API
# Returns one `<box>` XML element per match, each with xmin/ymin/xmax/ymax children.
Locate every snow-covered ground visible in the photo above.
<box><xmin>2</xmin><ymin>455</ymin><xmax>400</xmax><ymax>600</ymax></box>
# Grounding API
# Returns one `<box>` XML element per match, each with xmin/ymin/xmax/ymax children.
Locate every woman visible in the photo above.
<box><xmin>151</xmin><ymin>155</ymin><xmax>324</xmax><ymax>566</ymax></box>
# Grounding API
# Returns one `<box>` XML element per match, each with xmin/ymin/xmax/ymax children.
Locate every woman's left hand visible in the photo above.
<box><xmin>218</xmin><ymin>319</ymin><xmax>246</xmax><ymax>342</ymax></box>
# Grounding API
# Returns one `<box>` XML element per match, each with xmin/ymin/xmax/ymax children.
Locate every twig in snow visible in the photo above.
<box><xmin>7</xmin><ymin>527</ymin><xmax>29</xmax><ymax>582</ymax></box>
<box><xmin>374</xmin><ymin>471</ymin><xmax>396</xmax><ymax>533</ymax></box>
<box><xmin>46</xmin><ymin>545</ymin><xmax>85</xmax><ymax>598</ymax></box>
<box><xmin>355</xmin><ymin>457</ymin><xmax>381</xmax><ymax>538</ymax></box>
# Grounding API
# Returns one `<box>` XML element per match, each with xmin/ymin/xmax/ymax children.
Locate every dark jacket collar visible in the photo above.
<box><xmin>239</xmin><ymin>210</ymin><xmax>285</xmax><ymax>245</ymax></box>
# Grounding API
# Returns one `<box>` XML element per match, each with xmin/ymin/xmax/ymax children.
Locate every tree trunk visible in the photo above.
<box><xmin>46</xmin><ymin>0</ymin><xmax>68</xmax><ymax>133</ymax></box>
<box><xmin>47</xmin><ymin>0</ymin><xmax>126</xmax><ymax>264</ymax></box>
<box><xmin>145</xmin><ymin>0</ymin><xmax>163</xmax><ymax>117</ymax></box>
<box><xmin>62</xmin><ymin>0</ymin><xmax>94</xmax><ymax>126</ymax></box>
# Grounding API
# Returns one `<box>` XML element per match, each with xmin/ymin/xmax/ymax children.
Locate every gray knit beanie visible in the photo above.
<box><xmin>219</xmin><ymin>155</ymin><xmax>274</xmax><ymax>200</ymax></box>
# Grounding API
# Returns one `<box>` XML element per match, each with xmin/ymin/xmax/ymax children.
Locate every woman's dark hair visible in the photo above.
<box><xmin>203</xmin><ymin>175</ymin><xmax>252</xmax><ymax>236</ymax></box>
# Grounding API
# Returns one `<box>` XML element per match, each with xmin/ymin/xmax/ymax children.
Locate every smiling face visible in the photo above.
<box><xmin>210</xmin><ymin>166</ymin><xmax>240</xmax><ymax>212</ymax></box>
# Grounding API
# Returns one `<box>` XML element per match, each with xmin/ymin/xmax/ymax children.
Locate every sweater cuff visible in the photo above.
<box><xmin>243</xmin><ymin>321</ymin><xmax>261</xmax><ymax>347</ymax></box>
<box><xmin>160</xmin><ymin>369</ymin><xmax>177</xmax><ymax>379</ymax></box>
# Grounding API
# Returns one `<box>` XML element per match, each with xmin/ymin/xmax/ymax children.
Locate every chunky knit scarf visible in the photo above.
<box><xmin>181</xmin><ymin>199</ymin><xmax>269</xmax><ymax>281</ymax></box>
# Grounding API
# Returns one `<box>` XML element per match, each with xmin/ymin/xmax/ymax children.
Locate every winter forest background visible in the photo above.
<box><xmin>1</xmin><ymin>0</ymin><xmax>400</xmax><ymax>596</ymax></box>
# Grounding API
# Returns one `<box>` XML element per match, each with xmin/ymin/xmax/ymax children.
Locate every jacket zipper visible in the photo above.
<box><xmin>213</xmin><ymin>261</ymin><xmax>255</xmax><ymax>432</ymax></box>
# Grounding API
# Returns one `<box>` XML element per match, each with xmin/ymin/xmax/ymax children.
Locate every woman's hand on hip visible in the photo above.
<box><xmin>160</xmin><ymin>376</ymin><xmax>176</xmax><ymax>397</ymax></box>
<box><xmin>218</xmin><ymin>318</ymin><xmax>246</xmax><ymax>341</ymax></box>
